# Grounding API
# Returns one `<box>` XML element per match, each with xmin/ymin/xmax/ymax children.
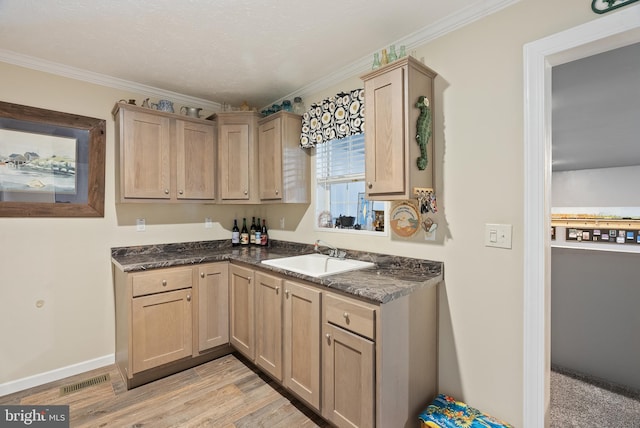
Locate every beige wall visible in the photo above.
<box><xmin>0</xmin><ymin>0</ymin><xmax>599</xmax><ymax>425</ymax></box>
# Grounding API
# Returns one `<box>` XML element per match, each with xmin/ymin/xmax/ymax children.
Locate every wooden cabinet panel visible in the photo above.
<box><xmin>131</xmin><ymin>288</ymin><xmax>193</xmax><ymax>373</ymax></box>
<box><xmin>283</xmin><ymin>280</ymin><xmax>321</xmax><ymax>411</ymax></box>
<box><xmin>255</xmin><ymin>271</ymin><xmax>283</xmax><ymax>381</ymax></box>
<box><xmin>258</xmin><ymin>112</ymin><xmax>309</xmax><ymax>203</ymax></box>
<box><xmin>219</xmin><ymin>123</ymin><xmax>250</xmax><ymax>200</ymax></box>
<box><xmin>114</xmin><ymin>103</ymin><xmax>216</xmax><ymax>203</ymax></box>
<box><xmin>361</xmin><ymin>56</ymin><xmax>437</xmax><ymax>200</ymax></box>
<box><xmin>322</xmin><ymin>322</ymin><xmax>375</xmax><ymax>428</ymax></box>
<box><xmin>131</xmin><ymin>266</ymin><xmax>193</xmax><ymax>297</ymax></box>
<box><xmin>176</xmin><ymin>120</ymin><xmax>216</xmax><ymax>200</ymax></box>
<box><xmin>121</xmin><ymin>109</ymin><xmax>171</xmax><ymax>199</ymax></box>
<box><xmin>195</xmin><ymin>263</ymin><xmax>229</xmax><ymax>353</ymax></box>
<box><xmin>229</xmin><ymin>264</ymin><xmax>255</xmax><ymax>360</ymax></box>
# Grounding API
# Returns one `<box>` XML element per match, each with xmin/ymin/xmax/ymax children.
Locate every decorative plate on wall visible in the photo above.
<box><xmin>390</xmin><ymin>201</ymin><xmax>420</xmax><ymax>238</ymax></box>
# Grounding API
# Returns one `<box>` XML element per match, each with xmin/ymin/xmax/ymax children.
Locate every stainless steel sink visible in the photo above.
<box><xmin>261</xmin><ymin>253</ymin><xmax>374</xmax><ymax>278</ymax></box>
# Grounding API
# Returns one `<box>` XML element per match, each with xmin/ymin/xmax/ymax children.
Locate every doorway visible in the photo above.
<box><xmin>523</xmin><ymin>5</ymin><xmax>640</xmax><ymax>427</ymax></box>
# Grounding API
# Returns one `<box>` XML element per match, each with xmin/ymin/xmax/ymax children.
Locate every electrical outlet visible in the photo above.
<box><xmin>205</xmin><ymin>217</ymin><xmax>213</xmax><ymax>229</ymax></box>
<box><xmin>136</xmin><ymin>218</ymin><xmax>145</xmax><ymax>232</ymax></box>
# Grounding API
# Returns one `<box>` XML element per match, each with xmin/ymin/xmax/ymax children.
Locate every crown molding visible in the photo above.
<box><xmin>0</xmin><ymin>49</ymin><xmax>221</xmax><ymax>111</ymax></box>
<box><xmin>0</xmin><ymin>0</ymin><xmax>519</xmax><ymax>111</ymax></box>
<box><xmin>272</xmin><ymin>0</ymin><xmax>522</xmax><ymax>107</ymax></box>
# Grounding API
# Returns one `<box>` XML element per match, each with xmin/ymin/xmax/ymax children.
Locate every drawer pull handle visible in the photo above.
<box><xmin>367</xmin><ymin>182</ymin><xmax>373</xmax><ymax>189</ymax></box>
<box><xmin>162</xmin><ymin>279</ymin><xmax>167</xmax><ymax>286</ymax></box>
<box><xmin>200</xmin><ymin>272</ymin><xmax>205</xmax><ymax>278</ymax></box>
<box><xmin>179</xmin><ymin>190</ymin><xmax>183</xmax><ymax>195</ymax></box>
<box><xmin>164</xmin><ymin>189</ymin><xmax>170</xmax><ymax>195</ymax></box>
<box><xmin>186</xmin><ymin>294</ymin><xmax>191</xmax><ymax>302</ymax></box>
<box><xmin>343</xmin><ymin>312</ymin><xmax>349</xmax><ymax>319</ymax></box>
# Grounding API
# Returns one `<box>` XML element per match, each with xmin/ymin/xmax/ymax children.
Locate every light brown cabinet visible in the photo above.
<box><xmin>254</xmin><ymin>271</ymin><xmax>283</xmax><ymax>381</ymax></box>
<box><xmin>322</xmin><ymin>294</ymin><xmax>375</xmax><ymax>427</ymax></box>
<box><xmin>215</xmin><ymin>112</ymin><xmax>261</xmax><ymax>203</ymax></box>
<box><xmin>113</xmin><ymin>103</ymin><xmax>216</xmax><ymax>203</ymax></box>
<box><xmin>361</xmin><ymin>56</ymin><xmax>437</xmax><ymax>200</ymax></box>
<box><xmin>194</xmin><ymin>263</ymin><xmax>229</xmax><ymax>353</ymax></box>
<box><xmin>283</xmin><ymin>280</ymin><xmax>321</xmax><ymax>411</ymax></box>
<box><xmin>257</xmin><ymin>111</ymin><xmax>310</xmax><ymax>203</ymax></box>
<box><xmin>113</xmin><ymin>263</ymin><xmax>231</xmax><ymax>389</ymax></box>
<box><xmin>229</xmin><ymin>263</ymin><xmax>255</xmax><ymax>359</ymax></box>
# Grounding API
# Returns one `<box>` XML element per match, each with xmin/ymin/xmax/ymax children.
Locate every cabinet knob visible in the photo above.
<box><xmin>285</xmin><ymin>290</ymin><xmax>289</xmax><ymax>298</ymax></box>
<box><xmin>186</xmin><ymin>294</ymin><xmax>191</xmax><ymax>302</ymax></box>
<box><xmin>325</xmin><ymin>333</ymin><xmax>331</xmax><ymax>343</ymax></box>
<box><xmin>343</xmin><ymin>312</ymin><xmax>349</xmax><ymax>320</ymax></box>
<box><xmin>162</xmin><ymin>279</ymin><xmax>167</xmax><ymax>286</ymax></box>
<box><xmin>179</xmin><ymin>190</ymin><xmax>184</xmax><ymax>195</ymax></box>
<box><xmin>275</xmin><ymin>286</ymin><xmax>280</xmax><ymax>294</ymax></box>
<box><xmin>275</xmin><ymin>189</ymin><xmax>279</xmax><ymax>195</ymax></box>
<box><xmin>164</xmin><ymin>189</ymin><xmax>170</xmax><ymax>194</ymax></box>
<box><xmin>367</xmin><ymin>182</ymin><xmax>373</xmax><ymax>189</ymax></box>
<box><xmin>244</xmin><ymin>189</ymin><xmax>248</xmax><ymax>195</ymax></box>
<box><xmin>200</xmin><ymin>272</ymin><xmax>205</xmax><ymax>278</ymax></box>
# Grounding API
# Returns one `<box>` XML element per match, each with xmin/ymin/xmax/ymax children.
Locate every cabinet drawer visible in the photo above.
<box><xmin>132</xmin><ymin>267</ymin><xmax>193</xmax><ymax>297</ymax></box>
<box><xmin>325</xmin><ymin>294</ymin><xmax>375</xmax><ymax>340</ymax></box>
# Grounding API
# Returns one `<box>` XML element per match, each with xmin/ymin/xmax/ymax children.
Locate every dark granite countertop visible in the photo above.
<box><xmin>111</xmin><ymin>240</ymin><xmax>443</xmax><ymax>304</ymax></box>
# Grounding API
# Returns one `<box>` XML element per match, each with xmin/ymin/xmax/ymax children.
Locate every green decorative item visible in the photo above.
<box><xmin>415</xmin><ymin>96</ymin><xmax>431</xmax><ymax>171</ymax></box>
<box><xmin>592</xmin><ymin>0</ymin><xmax>638</xmax><ymax>14</ymax></box>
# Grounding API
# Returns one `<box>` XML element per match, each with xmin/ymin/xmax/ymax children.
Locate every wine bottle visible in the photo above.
<box><xmin>250</xmin><ymin>216</ymin><xmax>257</xmax><ymax>244</ymax></box>
<box><xmin>240</xmin><ymin>218</ymin><xmax>249</xmax><ymax>245</ymax></box>
<box><xmin>255</xmin><ymin>217</ymin><xmax>261</xmax><ymax>245</ymax></box>
<box><xmin>231</xmin><ymin>219</ymin><xmax>240</xmax><ymax>247</ymax></box>
<box><xmin>261</xmin><ymin>219</ymin><xmax>268</xmax><ymax>246</ymax></box>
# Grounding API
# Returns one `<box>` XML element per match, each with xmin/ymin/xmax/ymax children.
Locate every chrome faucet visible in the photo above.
<box><xmin>314</xmin><ymin>239</ymin><xmax>347</xmax><ymax>259</ymax></box>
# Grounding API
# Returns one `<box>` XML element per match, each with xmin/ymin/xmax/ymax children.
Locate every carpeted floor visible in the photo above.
<box><xmin>550</xmin><ymin>366</ymin><xmax>640</xmax><ymax>427</ymax></box>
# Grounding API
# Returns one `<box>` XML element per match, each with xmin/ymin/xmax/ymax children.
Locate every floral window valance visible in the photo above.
<box><xmin>300</xmin><ymin>88</ymin><xmax>365</xmax><ymax>148</ymax></box>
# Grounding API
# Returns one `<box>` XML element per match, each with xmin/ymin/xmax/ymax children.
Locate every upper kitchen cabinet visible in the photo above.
<box><xmin>215</xmin><ymin>111</ymin><xmax>261</xmax><ymax>204</ymax></box>
<box><xmin>113</xmin><ymin>103</ymin><xmax>216</xmax><ymax>203</ymax></box>
<box><xmin>361</xmin><ymin>56</ymin><xmax>437</xmax><ymax>200</ymax></box>
<box><xmin>258</xmin><ymin>112</ymin><xmax>310</xmax><ymax>203</ymax></box>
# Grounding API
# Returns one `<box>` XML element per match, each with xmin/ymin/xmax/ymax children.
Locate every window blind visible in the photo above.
<box><xmin>315</xmin><ymin>134</ymin><xmax>365</xmax><ymax>184</ymax></box>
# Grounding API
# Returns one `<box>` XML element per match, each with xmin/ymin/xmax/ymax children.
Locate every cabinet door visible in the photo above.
<box><xmin>176</xmin><ymin>120</ymin><xmax>216</xmax><ymax>200</ymax></box>
<box><xmin>255</xmin><ymin>271</ymin><xmax>283</xmax><ymax>381</ymax></box>
<box><xmin>229</xmin><ymin>264</ymin><xmax>254</xmax><ymax>360</ymax></box>
<box><xmin>258</xmin><ymin>117</ymin><xmax>283</xmax><ymax>200</ymax></box>
<box><xmin>196</xmin><ymin>263</ymin><xmax>229</xmax><ymax>353</ymax></box>
<box><xmin>364</xmin><ymin>65</ymin><xmax>406</xmax><ymax>197</ymax></box>
<box><xmin>219</xmin><ymin>123</ymin><xmax>250</xmax><ymax>200</ymax></box>
<box><xmin>283</xmin><ymin>280</ymin><xmax>321</xmax><ymax>411</ymax></box>
<box><xmin>323</xmin><ymin>323</ymin><xmax>375</xmax><ymax>428</ymax></box>
<box><xmin>122</xmin><ymin>110</ymin><xmax>171</xmax><ymax>199</ymax></box>
<box><xmin>131</xmin><ymin>288</ymin><xmax>193</xmax><ymax>373</ymax></box>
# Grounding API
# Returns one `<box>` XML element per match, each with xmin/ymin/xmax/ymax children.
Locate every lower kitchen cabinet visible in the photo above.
<box><xmin>283</xmin><ymin>280</ymin><xmax>321</xmax><ymax>411</ymax></box>
<box><xmin>113</xmin><ymin>263</ymin><xmax>232</xmax><ymax>389</ymax></box>
<box><xmin>255</xmin><ymin>271</ymin><xmax>283</xmax><ymax>381</ymax></box>
<box><xmin>322</xmin><ymin>293</ymin><xmax>376</xmax><ymax>428</ymax></box>
<box><xmin>195</xmin><ymin>263</ymin><xmax>229</xmax><ymax>353</ymax></box>
<box><xmin>229</xmin><ymin>264</ymin><xmax>255</xmax><ymax>360</ymax></box>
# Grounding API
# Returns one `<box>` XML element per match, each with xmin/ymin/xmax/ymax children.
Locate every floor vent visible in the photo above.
<box><xmin>60</xmin><ymin>373</ymin><xmax>110</xmax><ymax>396</ymax></box>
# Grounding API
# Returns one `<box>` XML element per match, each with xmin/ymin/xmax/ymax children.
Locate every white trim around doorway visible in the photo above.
<box><xmin>523</xmin><ymin>5</ymin><xmax>640</xmax><ymax>427</ymax></box>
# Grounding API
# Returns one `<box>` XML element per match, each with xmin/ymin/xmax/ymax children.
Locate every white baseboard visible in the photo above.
<box><xmin>0</xmin><ymin>354</ymin><xmax>115</xmax><ymax>397</ymax></box>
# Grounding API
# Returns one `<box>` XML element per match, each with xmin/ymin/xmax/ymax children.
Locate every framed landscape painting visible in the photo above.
<box><xmin>0</xmin><ymin>101</ymin><xmax>105</xmax><ymax>217</ymax></box>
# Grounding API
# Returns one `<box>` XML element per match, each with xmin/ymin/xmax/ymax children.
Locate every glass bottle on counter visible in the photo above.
<box><xmin>240</xmin><ymin>218</ymin><xmax>249</xmax><ymax>246</ymax></box>
<box><xmin>255</xmin><ymin>217</ymin><xmax>262</xmax><ymax>245</ymax></box>
<box><xmin>231</xmin><ymin>219</ymin><xmax>240</xmax><ymax>247</ymax></box>
<box><xmin>261</xmin><ymin>219</ymin><xmax>268</xmax><ymax>246</ymax></box>
<box><xmin>250</xmin><ymin>216</ymin><xmax>257</xmax><ymax>244</ymax></box>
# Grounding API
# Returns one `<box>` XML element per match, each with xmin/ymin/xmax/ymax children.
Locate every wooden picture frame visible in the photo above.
<box><xmin>0</xmin><ymin>101</ymin><xmax>105</xmax><ymax>217</ymax></box>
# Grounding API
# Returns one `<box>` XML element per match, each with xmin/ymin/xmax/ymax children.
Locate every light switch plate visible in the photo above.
<box><xmin>136</xmin><ymin>218</ymin><xmax>145</xmax><ymax>232</ymax></box>
<box><xmin>205</xmin><ymin>217</ymin><xmax>213</xmax><ymax>229</ymax></box>
<box><xmin>485</xmin><ymin>223</ymin><xmax>512</xmax><ymax>249</ymax></box>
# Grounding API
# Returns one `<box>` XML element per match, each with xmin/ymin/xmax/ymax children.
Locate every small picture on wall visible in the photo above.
<box><xmin>626</xmin><ymin>231</ymin><xmax>635</xmax><ymax>240</ymax></box>
<box><xmin>602</xmin><ymin>233</ymin><xmax>609</xmax><ymax>240</ymax></box>
<box><xmin>637</xmin><ymin>235</ymin><xmax>640</xmax><ymax>244</ymax></box>
<box><xmin>617</xmin><ymin>236</ymin><xmax>625</xmax><ymax>244</ymax></box>
<box><xmin>593</xmin><ymin>229</ymin><xmax>601</xmax><ymax>236</ymax></box>
<box><xmin>582</xmin><ymin>231</ymin><xmax>590</xmax><ymax>240</ymax></box>
<box><xmin>619</xmin><ymin>230</ymin><xmax>626</xmax><ymax>237</ymax></box>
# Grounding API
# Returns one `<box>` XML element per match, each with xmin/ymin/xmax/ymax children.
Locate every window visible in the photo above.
<box><xmin>315</xmin><ymin>134</ymin><xmax>386</xmax><ymax>232</ymax></box>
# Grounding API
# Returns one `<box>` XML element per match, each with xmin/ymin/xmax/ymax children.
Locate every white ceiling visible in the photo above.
<box><xmin>1</xmin><ymin>0</ymin><xmax>635</xmax><ymax>173</ymax></box>
<box><xmin>0</xmin><ymin>0</ymin><xmax>516</xmax><ymax>109</ymax></box>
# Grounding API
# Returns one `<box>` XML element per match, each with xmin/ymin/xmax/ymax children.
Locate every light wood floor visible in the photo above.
<box><xmin>0</xmin><ymin>353</ymin><xmax>330</xmax><ymax>427</ymax></box>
